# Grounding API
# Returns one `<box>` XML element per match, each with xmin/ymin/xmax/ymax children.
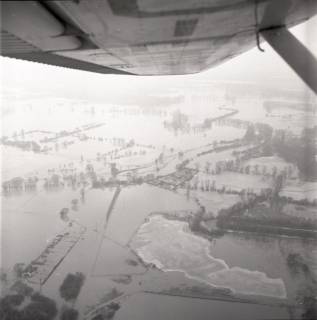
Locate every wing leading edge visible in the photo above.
<box><xmin>1</xmin><ymin>0</ymin><xmax>317</xmax><ymax>77</ymax></box>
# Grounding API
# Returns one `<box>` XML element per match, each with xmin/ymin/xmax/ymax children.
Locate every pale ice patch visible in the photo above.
<box><xmin>208</xmin><ymin>267</ymin><xmax>286</xmax><ymax>298</ymax></box>
<box><xmin>131</xmin><ymin>215</ymin><xmax>286</xmax><ymax>298</ymax></box>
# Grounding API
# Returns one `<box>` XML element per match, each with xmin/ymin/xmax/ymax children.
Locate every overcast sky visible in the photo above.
<box><xmin>1</xmin><ymin>15</ymin><xmax>316</xmax><ymax>97</ymax></box>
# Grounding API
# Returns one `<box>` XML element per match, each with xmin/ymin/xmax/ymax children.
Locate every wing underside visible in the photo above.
<box><xmin>1</xmin><ymin>0</ymin><xmax>317</xmax><ymax>76</ymax></box>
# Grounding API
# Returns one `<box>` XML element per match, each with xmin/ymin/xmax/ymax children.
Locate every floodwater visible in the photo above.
<box><xmin>209</xmin><ymin>232</ymin><xmax>317</xmax><ymax>301</ymax></box>
<box><xmin>105</xmin><ymin>185</ymin><xmax>198</xmax><ymax>245</ymax></box>
<box><xmin>2</xmin><ymin>180</ymin><xmax>307</xmax><ymax>318</ymax></box>
<box><xmin>131</xmin><ymin>215</ymin><xmax>286</xmax><ymax>298</ymax></box>
<box><xmin>130</xmin><ymin>210</ymin><xmax>317</xmax><ymax>301</ymax></box>
<box><xmin>1</xmin><ymin>97</ymin><xmax>316</xmax><ymax>319</ymax></box>
<box><xmin>115</xmin><ymin>292</ymin><xmax>289</xmax><ymax>320</ymax></box>
<box><xmin>2</xmin><ymin>188</ymin><xmax>79</xmax><ymax>270</ymax></box>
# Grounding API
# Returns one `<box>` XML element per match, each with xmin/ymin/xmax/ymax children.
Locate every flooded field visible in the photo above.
<box><xmin>1</xmin><ymin>89</ymin><xmax>316</xmax><ymax>320</ymax></box>
<box><xmin>105</xmin><ymin>185</ymin><xmax>197</xmax><ymax>245</ymax></box>
<box><xmin>208</xmin><ymin>232</ymin><xmax>317</xmax><ymax>301</ymax></box>
<box><xmin>115</xmin><ymin>292</ymin><xmax>290</xmax><ymax>320</ymax></box>
<box><xmin>131</xmin><ymin>215</ymin><xmax>286</xmax><ymax>298</ymax></box>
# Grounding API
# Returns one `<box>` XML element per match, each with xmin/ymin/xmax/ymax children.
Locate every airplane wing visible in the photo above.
<box><xmin>1</xmin><ymin>0</ymin><xmax>317</xmax><ymax>80</ymax></box>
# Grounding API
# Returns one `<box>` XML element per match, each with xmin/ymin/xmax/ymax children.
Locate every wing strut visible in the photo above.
<box><xmin>260</xmin><ymin>26</ymin><xmax>317</xmax><ymax>95</ymax></box>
